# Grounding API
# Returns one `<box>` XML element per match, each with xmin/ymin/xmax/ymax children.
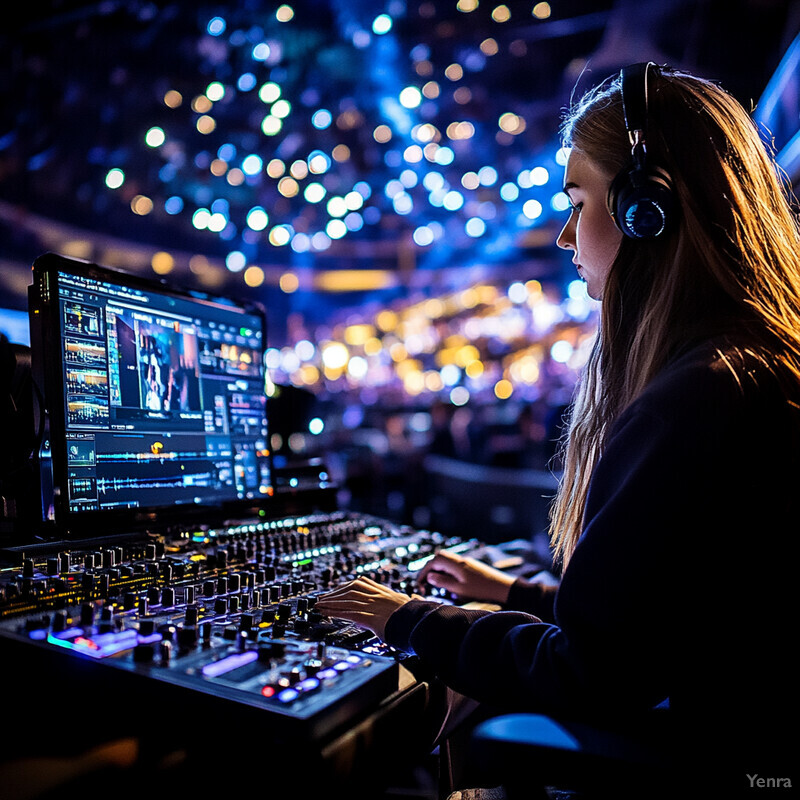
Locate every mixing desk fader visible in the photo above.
<box><xmin>0</xmin><ymin>511</ymin><xmax>473</xmax><ymax>765</ymax></box>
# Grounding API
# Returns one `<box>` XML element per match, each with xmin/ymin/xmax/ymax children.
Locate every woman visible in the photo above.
<box><xmin>315</xmin><ymin>65</ymin><xmax>800</xmax><ymax>793</ymax></box>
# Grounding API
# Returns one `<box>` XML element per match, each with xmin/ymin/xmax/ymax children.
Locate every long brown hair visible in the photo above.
<box><xmin>549</xmin><ymin>66</ymin><xmax>800</xmax><ymax>567</ymax></box>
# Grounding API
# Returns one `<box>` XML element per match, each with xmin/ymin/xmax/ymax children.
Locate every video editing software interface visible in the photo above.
<box><xmin>42</xmin><ymin>259</ymin><xmax>272</xmax><ymax>520</ymax></box>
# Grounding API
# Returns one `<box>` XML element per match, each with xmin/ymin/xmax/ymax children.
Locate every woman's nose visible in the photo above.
<box><xmin>556</xmin><ymin>216</ymin><xmax>575</xmax><ymax>251</ymax></box>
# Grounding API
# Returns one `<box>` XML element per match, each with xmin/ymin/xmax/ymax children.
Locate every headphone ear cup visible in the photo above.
<box><xmin>609</xmin><ymin>164</ymin><xmax>674</xmax><ymax>239</ymax></box>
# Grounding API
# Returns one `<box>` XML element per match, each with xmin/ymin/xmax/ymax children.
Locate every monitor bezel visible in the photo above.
<box><xmin>29</xmin><ymin>251</ymin><xmax>274</xmax><ymax>538</ymax></box>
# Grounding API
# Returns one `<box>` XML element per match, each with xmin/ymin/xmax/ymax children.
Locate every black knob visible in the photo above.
<box><xmin>258</xmin><ymin>641</ymin><xmax>286</xmax><ymax>661</ymax></box>
<box><xmin>271</xmin><ymin>622</ymin><xmax>286</xmax><ymax>638</ymax></box>
<box><xmin>158</xmin><ymin>623</ymin><xmax>176</xmax><ymax>641</ymax></box>
<box><xmin>261</xmin><ymin>608</ymin><xmax>275</xmax><ymax>624</ymax></box>
<box><xmin>133</xmin><ymin>643</ymin><xmax>155</xmax><ymax>663</ymax></box>
<box><xmin>287</xmin><ymin>667</ymin><xmax>303</xmax><ymax>685</ymax></box>
<box><xmin>239</xmin><ymin>613</ymin><xmax>255</xmax><ymax>632</ymax></box>
<box><xmin>80</xmin><ymin>603</ymin><xmax>94</xmax><ymax>627</ymax></box>
<box><xmin>293</xmin><ymin>617</ymin><xmax>309</xmax><ymax>633</ymax></box>
<box><xmin>177</xmin><ymin>626</ymin><xmax>198</xmax><ymax>648</ymax></box>
<box><xmin>159</xmin><ymin>641</ymin><xmax>172</xmax><ymax>663</ymax></box>
<box><xmin>304</xmin><ymin>657</ymin><xmax>323</xmax><ymax>676</ymax></box>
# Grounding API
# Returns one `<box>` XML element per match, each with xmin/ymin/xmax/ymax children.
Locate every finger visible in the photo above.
<box><xmin>317</xmin><ymin>580</ymin><xmax>359</xmax><ymax>598</ymax></box>
<box><xmin>318</xmin><ymin>598</ymin><xmax>369</xmax><ymax>611</ymax></box>
<box><xmin>316</xmin><ymin>594</ymin><xmax>375</xmax><ymax>605</ymax></box>
<box><xmin>424</xmin><ymin>571</ymin><xmax>462</xmax><ymax>593</ymax></box>
<box><xmin>352</xmin><ymin>575</ymin><xmax>392</xmax><ymax>592</ymax></box>
<box><xmin>419</xmin><ymin>554</ymin><xmax>459</xmax><ymax>581</ymax></box>
<box><xmin>318</xmin><ymin>580</ymin><xmax>378</xmax><ymax>601</ymax></box>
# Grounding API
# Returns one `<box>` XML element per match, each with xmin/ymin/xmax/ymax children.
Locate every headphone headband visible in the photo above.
<box><xmin>608</xmin><ymin>61</ymin><xmax>674</xmax><ymax>239</ymax></box>
<box><xmin>620</xmin><ymin>62</ymin><xmax>656</xmax><ymax>143</ymax></box>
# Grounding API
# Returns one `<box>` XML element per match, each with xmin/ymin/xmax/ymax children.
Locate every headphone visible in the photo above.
<box><xmin>607</xmin><ymin>62</ymin><xmax>675</xmax><ymax>239</ymax></box>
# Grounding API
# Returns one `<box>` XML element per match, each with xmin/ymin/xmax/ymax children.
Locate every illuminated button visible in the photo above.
<box><xmin>298</xmin><ymin>677</ymin><xmax>320</xmax><ymax>693</ymax></box>
<box><xmin>317</xmin><ymin>668</ymin><xmax>338</xmax><ymax>680</ymax></box>
<box><xmin>277</xmin><ymin>688</ymin><xmax>299</xmax><ymax>703</ymax></box>
<box><xmin>201</xmin><ymin>649</ymin><xmax>258</xmax><ymax>678</ymax></box>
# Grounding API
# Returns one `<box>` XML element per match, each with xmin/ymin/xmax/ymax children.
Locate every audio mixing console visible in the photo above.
<box><xmin>0</xmin><ymin>510</ymin><xmax>476</xmax><ymax>793</ymax></box>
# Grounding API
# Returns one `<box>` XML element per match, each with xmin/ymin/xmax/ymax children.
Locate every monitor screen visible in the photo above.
<box><xmin>29</xmin><ymin>252</ymin><xmax>273</xmax><ymax>535</ymax></box>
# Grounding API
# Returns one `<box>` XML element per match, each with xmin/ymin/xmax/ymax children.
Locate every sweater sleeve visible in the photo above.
<box><xmin>383</xmin><ymin>393</ymin><xmax>689</xmax><ymax>716</ymax></box>
<box><xmin>380</xmin><ymin>354</ymin><xmax>738</xmax><ymax>714</ymax></box>
<box><xmin>505</xmin><ymin>577</ymin><xmax>558</xmax><ymax>621</ymax></box>
<box><xmin>389</xmin><ymin>343</ymin><xmax>799</xmax><ymax>783</ymax></box>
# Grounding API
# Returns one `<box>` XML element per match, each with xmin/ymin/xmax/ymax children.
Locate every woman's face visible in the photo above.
<box><xmin>556</xmin><ymin>149</ymin><xmax>623</xmax><ymax>300</ymax></box>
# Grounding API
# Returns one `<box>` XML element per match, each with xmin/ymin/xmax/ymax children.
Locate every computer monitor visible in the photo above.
<box><xmin>28</xmin><ymin>252</ymin><xmax>273</xmax><ymax>538</ymax></box>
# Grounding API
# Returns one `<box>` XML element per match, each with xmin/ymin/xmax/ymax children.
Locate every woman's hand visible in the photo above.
<box><xmin>314</xmin><ymin>576</ymin><xmax>420</xmax><ymax>640</ymax></box>
<box><xmin>418</xmin><ymin>549</ymin><xmax>516</xmax><ymax>604</ymax></box>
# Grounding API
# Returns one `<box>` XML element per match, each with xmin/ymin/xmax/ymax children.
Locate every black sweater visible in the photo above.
<box><xmin>385</xmin><ymin>339</ymin><xmax>799</xmax><ymax>772</ymax></box>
